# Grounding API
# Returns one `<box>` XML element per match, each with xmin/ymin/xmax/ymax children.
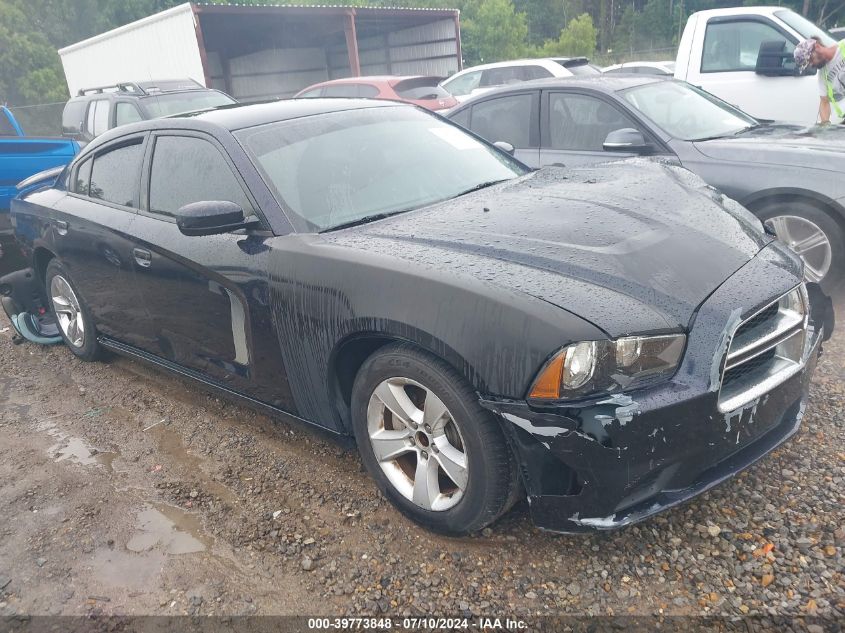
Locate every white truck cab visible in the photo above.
<box><xmin>675</xmin><ymin>6</ymin><xmax>840</xmax><ymax>125</ymax></box>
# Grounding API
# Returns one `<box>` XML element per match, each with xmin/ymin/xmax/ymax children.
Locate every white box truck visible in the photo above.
<box><xmin>58</xmin><ymin>2</ymin><xmax>462</xmax><ymax>102</ymax></box>
<box><xmin>674</xmin><ymin>6</ymin><xmax>840</xmax><ymax>125</ymax></box>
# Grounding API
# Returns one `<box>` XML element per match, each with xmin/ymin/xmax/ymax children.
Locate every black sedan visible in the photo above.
<box><xmin>7</xmin><ymin>99</ymin><xmax>832</xmax><ymax>534</ymax></box>
<box><xmin>446</xmin><ymin>75</ymin><xmax>845</xmax><ymax>292</ymax></box>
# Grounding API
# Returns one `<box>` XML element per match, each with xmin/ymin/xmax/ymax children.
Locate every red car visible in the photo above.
<box><xmin>294</xmin><ymin>76</ymin><xmax>458</xmax><ymax>112</ymax></box>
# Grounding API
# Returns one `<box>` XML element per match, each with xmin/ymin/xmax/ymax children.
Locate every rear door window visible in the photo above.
<box><xmin>480</xmin><ymin>66</ymin><xmax>523</xmax><ymax>87</ymax></box>
<box><xmin>115</xmin><ymin>102</ymin><xmax>144</xmax><ymax>126</ymax></box>
<box><xmin>72</xmin><ymin>158</ymin><xmax>93</xmax><ymax>195</ymax></box>
<box><xmin>89</xmin><ymin>140</ymin><xmax>144</xmax><ymax>207</ymax></box>
<box><xmin>523</xmin><ymin>65</ymin><xmax>554</xmax><ymax>80</ymax></box>
<box><xmin>469</xmin><ymin>94</ymin><xmax>533</xmax><ymax>148</ymax></box>
<box><xmin>92</xmin><ymin>100</ymin><xmax>110</xmax><ymax>136</ymax></box>
<box><xmin>148</xmin><ymin>135</ymin><xmax>253</xmax><ymax>218</ymax></box>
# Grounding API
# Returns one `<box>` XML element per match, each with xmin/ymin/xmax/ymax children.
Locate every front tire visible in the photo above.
<box><xmin>351</xmin><ymin>343</ymin><xmax>520</xmax><ymax>535</ymax></box>
<box><xmin>45</xmin><ymin>259</ymin><xmax>101</xmax><ymax>361</ymax></box>
<box><xmin>757</xmin><ymin>200</ymin><xmax>844</xmax><ymax>292</ymax></box>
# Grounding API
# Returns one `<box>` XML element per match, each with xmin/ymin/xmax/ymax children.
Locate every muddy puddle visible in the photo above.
<box><xmin>127</xmin><ymin>503</ymin><xmax>211</xmax><ymax>555</ymax></box>
<box><xmin>148</xmin><ymin>423</ymin><xmax>238</xmax><ymax>505</ymax></box>
<box><xmin>38</xmin><ymin>417</ymin><xmax>119</xmax><ymax>472</ymax></box>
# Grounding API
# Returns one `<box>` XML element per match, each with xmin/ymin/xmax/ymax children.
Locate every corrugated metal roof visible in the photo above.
<box><xmin>194</xmin><ymin>3</ymin><xmax>459</xmax><ymax>11</ymax></box>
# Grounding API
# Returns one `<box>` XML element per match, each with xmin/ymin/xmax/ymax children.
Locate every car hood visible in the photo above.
<box><xmin>693</xmin><ymin>123</ymin><xmax>845</xmax><ymax>171</ymax></box>
<box><xmin>325</xmin><ymin>160</ymin><xmax>771</xmax><ymax>336</ymax></box>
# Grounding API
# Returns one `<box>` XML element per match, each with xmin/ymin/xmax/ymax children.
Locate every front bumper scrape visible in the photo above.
<box><xmin>480</xmin><ymin>314</ymin><xmax>823</xmax><ymax>534</ymax></box>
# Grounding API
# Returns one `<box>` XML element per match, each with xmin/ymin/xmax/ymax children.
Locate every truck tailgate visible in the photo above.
<box><xmin>0</xmin><ymin>138</ymin><xmax>78</xmax><ymax>211</ymax></box>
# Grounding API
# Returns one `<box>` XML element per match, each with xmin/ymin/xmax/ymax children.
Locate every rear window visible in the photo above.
<box><xmin>393</xmin><ymin>78</ymin><xmax>452</xmax><ymax>100</ymax></box>
<box><xmin>62</xmin><ymin>100</ymin><xmax>87</xmax><ymax>135</ymax></box>
<box><xmin>0</xmin><ymin>113</ymin><xmax>15</xmax><ymax>136</ymax></box>
<box><xmin>555</xmin><ymin>59</ymin><xmax>601</xmax><ymax>76</ymax></box>
<box><xmin>89</xmin><ymin>140</ymin><xmax>144</xmax><ymax>207</ymax></box>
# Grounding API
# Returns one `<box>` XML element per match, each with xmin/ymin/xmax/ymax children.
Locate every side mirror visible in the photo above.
<box><xmin>493</xmin><ymin>141</ymin><xmax>516</xmax><ymax>155</ymax></box>
<box><xmin>755</xmin><ymin>40</ymin><xmax>798</xmax><ymax>77</ymax></box>
<box><xmin>603</xmin><ymin>128</ymin><xmax>651</xmax><ymax>154</ymax></box>
<box><xmin>176</xmin><ymin>200</ymin><xmax>247</xmax><ymax>236</ymax></box>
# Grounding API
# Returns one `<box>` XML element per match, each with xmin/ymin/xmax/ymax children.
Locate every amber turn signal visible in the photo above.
<box><xmin>528</xmin><ymin>350</ymin><xmax>565</xmax><ymax>399</ymax></box>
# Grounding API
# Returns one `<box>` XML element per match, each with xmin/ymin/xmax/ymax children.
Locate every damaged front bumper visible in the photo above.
<box><xmin>481</xmin><ymin>251</ymin><xmax>833</xmax><ymax>533</ymax></box>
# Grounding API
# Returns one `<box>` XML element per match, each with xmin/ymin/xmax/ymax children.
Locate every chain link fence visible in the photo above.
<box><xmin>5</xmin><ymin>102</ymin><xmax>65</xmax><ymax>137</ymax></box>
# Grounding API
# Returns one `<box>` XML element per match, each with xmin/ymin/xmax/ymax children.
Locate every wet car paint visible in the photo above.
<box><xmin>8</xmin><ymin>99</ymin><xmax>831</xmax><ymax>532</ymax></box>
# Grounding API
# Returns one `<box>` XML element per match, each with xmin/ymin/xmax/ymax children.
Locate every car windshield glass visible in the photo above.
<box><xmin>775</xmin><ymin>10</ymin><xmax>836</xmax><ymax>46</ymax></box>
<box><xmin>237</xmin><ymin>106</ymin><xmax>527</xmax><ymax>232</ymax></box>
<box><xmin>141</xmin><ymin>91</ymin><xmax>236</xmax><ymax>118</ymax></box>
<box><xmin>621</xmin><ymin>80</ymin><xmax>757</xmax><ymax>141</ymax></box>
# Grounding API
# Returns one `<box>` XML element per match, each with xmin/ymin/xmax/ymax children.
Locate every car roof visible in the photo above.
<box><xmin>460</xmin><ymin>74</ymin><xmax>667</xmax><ymax>97</ymax></box>
<box><xmin>690</xmin><ymin>6</ymin><xmax>782</xmax><ymax>18</ymax></box>
<box><xmin>172</xmin><ymin>98</ymin><xmax>403</xmax><ymax>131</ymax></box>
<box><xmin>448</xmin><ymin>58</ymin><xmax>581</xmax><ymax>75</ymax></box>
<box><xmin>308</xmin><ymin>75</ymin><xmax>425</xmax><ymax>86</ymax></box>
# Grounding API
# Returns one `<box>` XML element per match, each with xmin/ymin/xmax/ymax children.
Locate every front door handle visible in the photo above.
<box><xmin>133</xmin><ymin>248</ymin><xmax>152</xmax><ymax>268</ymax></box>
<box><xmin>54</xmin><ymin>220</ymin><xmax>68</xmax><ymax>236</ymax></box>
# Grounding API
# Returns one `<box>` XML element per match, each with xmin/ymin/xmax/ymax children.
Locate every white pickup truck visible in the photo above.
<box><xmin>675</xmin><ymin>6</ymin><xmax>840</xmax><ymax>125</ymax></box>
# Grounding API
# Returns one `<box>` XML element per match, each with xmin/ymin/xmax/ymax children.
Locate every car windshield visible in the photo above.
<box><xmin>141</xmin><ymin>91</ymin><xmax>236</xmax><ymax>118</ymax></box>
<box><xmin>775</xmin><ymin>10</ymin><xmax>836</xmax><ymax>46</ymax></box>
<box><xmin>621</xmin><ymin>80</ymin><xmax>757</xmax><ymax>141</ymax></box>
<box><xmin>237</xmin><ymin>106</ymin><xmax>527</xmax><ymax>232</ymax></box>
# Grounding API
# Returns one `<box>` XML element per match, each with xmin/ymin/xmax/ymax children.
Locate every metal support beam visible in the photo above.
<box><xmin>344</xmin><ymin>9</ymin><xmax>361</xmax><ymax>76</ymax></box>
<box><xmin>454</xmin><ymin>14</ymin><xmax>463</xmax><ymax>71</ymax></box>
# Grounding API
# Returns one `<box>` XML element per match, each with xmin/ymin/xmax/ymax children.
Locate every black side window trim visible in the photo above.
<box><xmin>141</xmin><ymin>130</ymin><xmax>267</xmax><ymax>229</ymax></box>
<box><xmin>68</xmin><ymin>133</ymin><xmax>147</xmax><ymax>213</ymax></box>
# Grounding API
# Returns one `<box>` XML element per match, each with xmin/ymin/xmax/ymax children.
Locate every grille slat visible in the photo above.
<box><xmin>718</xmin><ymin>287</ymin><xmax>807</xmax><ymax>412</ymax></box>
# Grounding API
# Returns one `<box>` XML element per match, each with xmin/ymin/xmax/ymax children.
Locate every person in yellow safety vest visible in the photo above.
<box><xmin>794</xmin><ymin>37</ymin><xmax>845</xmax><ymax>124</ymax></box>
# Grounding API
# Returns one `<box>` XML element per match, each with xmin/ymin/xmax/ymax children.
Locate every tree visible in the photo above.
<box><xmin>461</xmin><ymin>0</ymin><xmax>528</xmax><ymax>65</ymax></box>
<box><xmin>536</xmin><ymin>13</ymin><xmax>597</xmax><ymax>57</ymax></box>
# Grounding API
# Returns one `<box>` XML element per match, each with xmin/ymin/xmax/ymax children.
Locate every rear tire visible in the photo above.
<box><xmin>351</xmin><ymin>343</ymin><xmax>520</xmax><ymax>535</ymax></box>
<box><xmin>756</xmin><ymin>200</ymin><xmax>844</xmax><ymax>293</ymax></box>
<box><xmin>45</xmin><ymin>260</ymin><xmax>101</xmax><ymax>361</ymax></box>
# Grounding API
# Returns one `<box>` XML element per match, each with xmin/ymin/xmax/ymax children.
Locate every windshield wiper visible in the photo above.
<box><xmin>321</xmin><ymin>208</ymin><xmax>414</xmax><ymax>233</ymax></box>
<box><xmin>691</xmin><ymin>124</ymin><xmax>761</xmax><ymax>142</ymax></box>
<box><xmin>453</xmin><ymin>178</ymin><xmax>511</xmax><ymax>198</ymax></box>
<box><xmin>732</xmin><ymin>123</ymin><xmax>762</xmax><ymax>135</ymax></box>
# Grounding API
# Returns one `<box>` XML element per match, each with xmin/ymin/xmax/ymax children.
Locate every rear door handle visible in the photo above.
<box><xmin>133</xmin><ymin>248</ymin><xmax>152</xmax><ymax>268</ymax></box>
<box><xmin>54</xmin><ymin>219</ymin><xmax>68</xmax><ymax>236</ymax></box>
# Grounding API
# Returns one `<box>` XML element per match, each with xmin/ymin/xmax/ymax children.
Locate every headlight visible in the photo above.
<box><xmin>528</xmin><ymin>334</ymin><xmax>686</xmax><ymax>401</ymax></box>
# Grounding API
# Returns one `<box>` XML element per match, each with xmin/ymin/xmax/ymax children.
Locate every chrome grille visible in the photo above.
<box><xmin>718</xmin><ymin>285</ymin><xmax>808</xmax><ymax>412</ymax></box>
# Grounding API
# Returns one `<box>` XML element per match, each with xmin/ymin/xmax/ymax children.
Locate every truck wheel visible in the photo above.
<box><xmin>45</xmin><ymin>260</ymin><xmax>101</xmax><ymax>361</ymax></box>
<box><xmin>757</xmin><ymin>200</ymin><xmax>844</xmax><ymax>293</ymax></box>
<box><xmin>351</xmin><ymin>343</ymin><xmax>520</xmax><ymax>535</ymax></box>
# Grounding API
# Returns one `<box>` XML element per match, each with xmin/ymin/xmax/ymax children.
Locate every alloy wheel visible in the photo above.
<box><xmin>50</xmin><ymin>274</ymin><xmax>85</xmax><ymax>348</ymax></box>
<box><xmin>367</xmin><ymin>377</ymin><xmax>468</xmax><ymax>512</ymax></box>
<box><xmin>764</xmin><ymin>215</ymin><xmax>832</xmax><ymax>283</ymax></box>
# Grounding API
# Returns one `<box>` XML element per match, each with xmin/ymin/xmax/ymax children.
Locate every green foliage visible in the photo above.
<box><xmin>611</xmin><ymin>0</ymin><xmax>677</xmax><ymax>58</ymax></box>
<box><xmin>535</xmin><ymin>13</ymin><xmax>597</xmax><ymax>58</ymax></box>
<box><xmin>461</xmin><ymin>0</ymin><xmax>528</xmax><ymax>65</ymax></box>
<box><xmin>2</xmin><ymin>0</ymin><xmax>843</xmax><ymax>110</ymax></box>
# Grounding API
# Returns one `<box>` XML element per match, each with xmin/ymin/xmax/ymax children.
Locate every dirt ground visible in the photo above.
<box><xmin>0</xmin><ymin>296</ymin><xmax>842</xmax><ymax>623</ymax></box>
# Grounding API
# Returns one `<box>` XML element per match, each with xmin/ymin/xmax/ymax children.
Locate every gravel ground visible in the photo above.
<box><xmin>0</xmin><ymin>296</ymin><xmax>842</xmax><ymax>624</ymax></box>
